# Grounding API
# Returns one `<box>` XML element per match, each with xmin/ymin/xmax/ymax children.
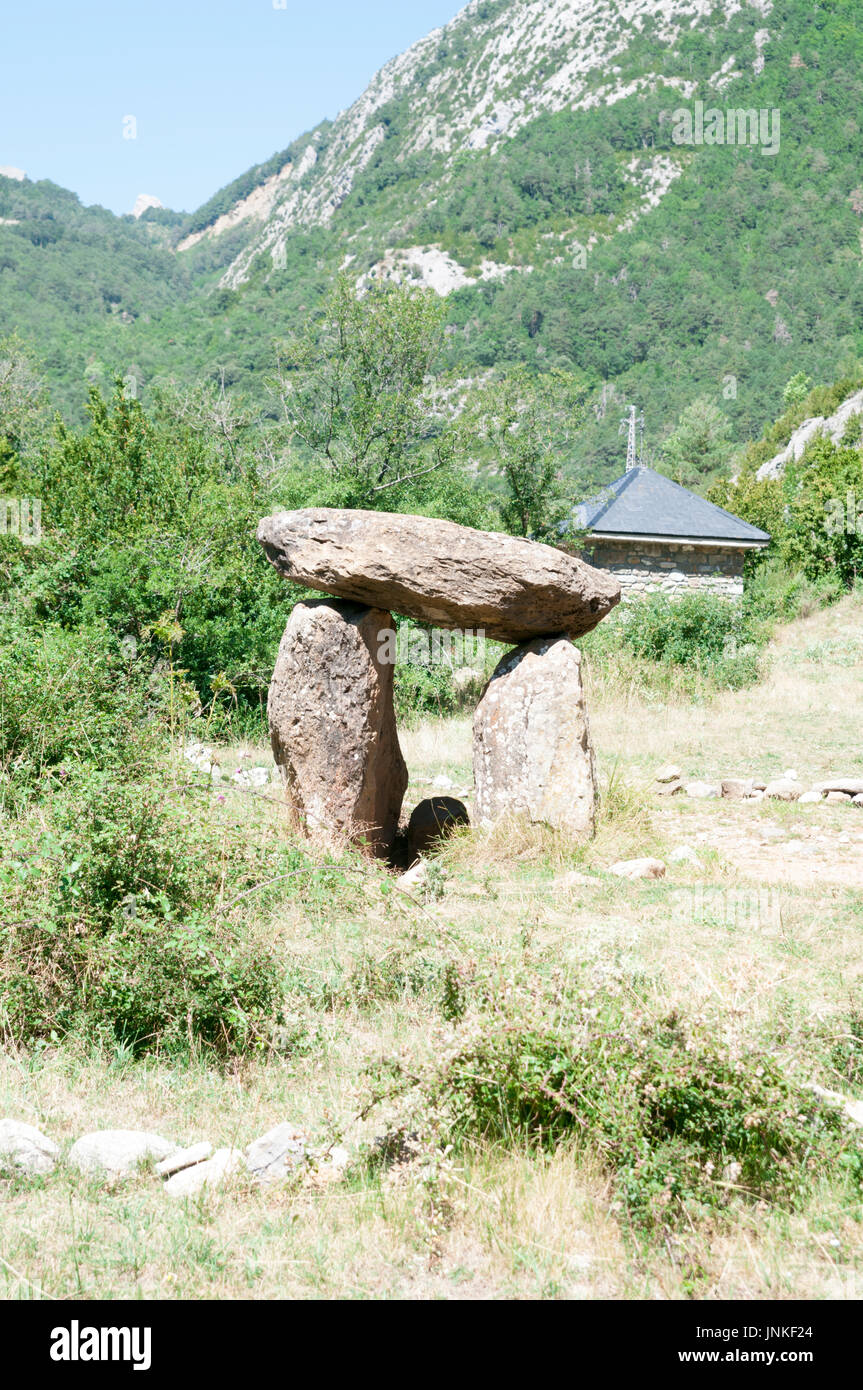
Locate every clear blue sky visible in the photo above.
<box><xmin>0</xmin><ymin>0</ymin><xmax>465</xmax><ymax>216</ymax></box>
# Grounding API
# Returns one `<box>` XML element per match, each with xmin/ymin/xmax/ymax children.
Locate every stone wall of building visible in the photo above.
<box><xmin>580</xmin><ymin>539</ymin><xmax>745</xmax><ymax>600</ymax></box>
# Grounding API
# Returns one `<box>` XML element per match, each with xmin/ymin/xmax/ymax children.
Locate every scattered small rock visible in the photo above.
<box><xmin>764</xmin><ymin>779</ymin><xmax>801</xmax><ymax>802</ymax></box>
<box><xmin>721</xmin><ymin>778</ymin><xmax>753</xmax><ymax>800</ymax></box>
<box><xmin>0</xmin><ymin>1118</ymin><xmax>59</xmax><ymax>1176</ymax></box>
<box><xmin>668</xmin><ymin>845</ymin><xmax>699</xmax><ymax>865</ymax></box>
<box><xmin>155</xmin><ymin>1142</ymin><xmax>213</xmax><ymax>1179</ymax></box>
<box><xmin>685</xmin><ymin>781</ymin><xmax>718</xmax><ymax>799</ymax></box>
<box><xmin>656</xmin><ymin>779</ymin><xmax>684</xmax><ymax>797</ymax></box>
<box><xmin>784</xmin><ymin>769</ymin><xmax>799</xmax><ymax>782</ymax></box>
<box><xmin>69</xmin><ymin>1130</ymin><xmax>175</xmax><ymax>1181</ymax></box>
<box><xmin>432</xmin><ymin>774</ymin><xmax>454</xmax><ymax>791</ymax></box>
<box><xmin>853</xmin><ymin>794</ymin><xmax>863</xmax><ymax>807</ymax></box>
<box><xmin>798</xmin><ymin>790</ymin><xmax>823</xmax><ymax>804</ymax></box>
<box><xmin>655</xmin><ymin>764</ymin><xmax>682</xmax><ymax>784</ymax></box>
<box><xmin>816</xmin><ymin>777</ymin><xmax>863</xmax><ymax>796</ymax></box>
<box><xmin>245</xmin><ymin>1123</ymin><xmax>307</xmax><ymax>1185</ymax></box>
<box><xmin>610</xmin><ymin>857</ymin><xmax>666</xmax><ymax>880</ymax></box>
<box><xmin>825</xmin><ymin>791</ymin><xmax>852</xmax><ymax>804</ymax></box>
<box><xmin>164</xmin><ymin>1147</ymin><xmax>245</xmax><ymax>1198</ymax></box>
<box><xmin>396</xmin><ymin>860</ymin><xmax>429</xmax><ymax>891</ymax></box>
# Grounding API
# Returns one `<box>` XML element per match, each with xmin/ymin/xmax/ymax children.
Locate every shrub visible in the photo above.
<box><xmin>363</xmin><ymin>980</ymin><xmax>862</xmax><ymax>1232</ymax></box>
<box><xmin>0</xmin><ymin>616</ymin><xmax>165</xmax><ymax>808</ymax></box>
<box><xmin>592</xmin><ymin>593</ymin><xmax>769</xmax><ymax>691</ymax></box>
<box><xmin>0</xmin><ymin>771</ymin><xmax>290</xmax><ymax>1057</ymax></box>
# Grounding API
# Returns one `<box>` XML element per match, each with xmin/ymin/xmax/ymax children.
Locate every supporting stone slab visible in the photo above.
<box><xmin>473</xmin><ymin>636</ymin><xmax>596</xmax><ymax>838</ymax></box>
<box><xmin>268</xmin><ymin>600</ymin><xmax>407</xmax><ymax>856</ymax></box>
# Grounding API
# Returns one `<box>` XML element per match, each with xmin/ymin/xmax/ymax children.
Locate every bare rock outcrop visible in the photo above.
<box><xmin>474</xmin><ymin>637</ymin><xmax>596</xmax><ymax>837</ymax></box>
<box><xmin>258</xmin><ymin>508</ymin><xmax>620</xmax><ymax>644</ymax></box>
<box><xmin>268</xmin><ymin>600</ymin><xmax>407</xmax><ymax>856</ymax></box>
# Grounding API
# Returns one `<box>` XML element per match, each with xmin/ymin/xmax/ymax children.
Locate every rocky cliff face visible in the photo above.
<box><xmin>198</xmin><ymin>0</ymin><xmax>775</xmax><ymax>291</ymax></box>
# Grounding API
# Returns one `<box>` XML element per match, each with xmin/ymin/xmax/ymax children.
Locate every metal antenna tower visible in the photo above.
<box><xmin>620</xmin><ymin>405</ymin><xmax>646</xmax><ymax>471</ymax></box>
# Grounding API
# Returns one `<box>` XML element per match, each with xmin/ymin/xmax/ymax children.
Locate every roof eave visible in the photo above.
<box><xmin>583</xmin><ymin>531</ymin><xmax>771</xmax><ymax>548</ymax></box>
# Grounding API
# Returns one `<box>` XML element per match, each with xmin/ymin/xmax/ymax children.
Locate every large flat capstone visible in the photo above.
<box><xmin>257</xmin><ymin>509</ymin><xmax>620</xmax><ymax>644</ymax></box>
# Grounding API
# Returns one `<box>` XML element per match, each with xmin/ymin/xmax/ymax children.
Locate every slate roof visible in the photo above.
<box><xmin>569</xmin><ymin>467</ymin><xmax>771</xmax><ymax>545</ymax></box>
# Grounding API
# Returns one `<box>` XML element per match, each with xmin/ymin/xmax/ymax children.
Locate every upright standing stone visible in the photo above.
<box><xmin>474</xmin><ymin>637</ymin><xmax>596</xmax><ymax>838</ymax></box>
<box><xmin>268</xmin><ymin>600</ymin><xmax>407</xmax><ymax>856</ymax></box>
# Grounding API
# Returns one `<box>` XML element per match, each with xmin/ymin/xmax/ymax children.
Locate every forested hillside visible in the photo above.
<box><xmin>2</xmin><ymin>0</ymin><xmax>862</xmax><ymax>485</ymax></box>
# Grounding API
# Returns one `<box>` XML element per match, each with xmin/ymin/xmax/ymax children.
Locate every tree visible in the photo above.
<box><xmin>467</xmin><ymin>366</ymin><xmax>582</xmax><ymax>539</ymax></box>
<box><xmin>269</xmin><ymin>276</ymin><xmax>454</xmax><ymax>508</ymax></box>
<box><xmin>782</xmin><ymin>372</ymin><xmax>813</xmax><ymax>407</ymax></box>
<box><xmin>659</xmin><ymin>396</ymin><xmax>732</xmax><ymax>488</ymax></box>
<box><xmin>0</xmin><ymin>335</ymin><xmax>46</xmax><ymax>487</ymax></box>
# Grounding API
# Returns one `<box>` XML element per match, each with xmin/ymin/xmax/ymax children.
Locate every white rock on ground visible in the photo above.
<box><xmin>721</xmin><ymin>778</ymin><xmax>753</xmax><ymax>800</ymax></box>
<box><xmin>245</xmin><ymin>1123</ymin><xmax>307</xmax><ymax>1185</ymax></box>
<box><xmin>798</xmin><ymin>790</ymin><xmax>823</xmax><ymax>804</ymax></box>
<box><xmin>432</xmin><ymin>774</ymin><xmax>454</xmax><ymax>790</ymax></box>
<box><xmin>816</xmin><ymin>778</ymin><xmax>863</xmax><ymax>796</ymax></box>
<box><xmin>610</xmin><ymin>858</ymin><xmax>666</xmax><ymax>880</ymax></box>
<box><xmin>164</xmin><ymin>1148</ymin><xmax>245</xmax><ymax>1197</ymax></box>
<box><xmin>668</xmin><ymin>845</ymin><xmax>699</xmax><ymax>865</ymax></box>
<box><xmin>0</xmin><ymin>1118</ymin><xmax>60</xmax><ymax>1176</ymax></box>
<box><xmin>826</xmin><ymin>791</ymin><xmax>853</xmax><ymax>803</ymax></box>
<box><xmin>685</xmin><ymin>781</ymin><xmax>718</xmax><ymax>799</ymax></box>
<box><xmin>396</xmin><ymin>860</ymin><xmax>429</xmax><ymax>892</ymax></box>
<box><xmin>155</xmin><ymin>1142</ymin><xmax>213</xmax><ymax>1178</ymax></box>
<box><xmin>69</xmin><ymin>1130</ymin><xmax>176</xmax><ymax>1180</ymax></box>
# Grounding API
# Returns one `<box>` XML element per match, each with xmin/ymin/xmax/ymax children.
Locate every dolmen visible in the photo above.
<box><xmin>258</xmin><ymin>508</ymin><xmax>620</xmax><ymax>857</ymax></box>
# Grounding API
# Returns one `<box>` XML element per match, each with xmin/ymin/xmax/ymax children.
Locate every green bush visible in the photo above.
<box><xmin>0</xmin><ymin>616</ymin><xmax>164</xmax><ymax>808</ymax></box>
<box><xmin>597</xmin><ymin>592</ymin><xmax>768</xmax><ymax>691</ymax></box>
<box><xmin>364</xmin><ymin>981</ymin><xmax>862</xmax><ymax>1232</ymax></box>
<box><xmin>0</xmin><ymin>770</ymin><xmax>290</xmax><ymax>1058</ymax></box>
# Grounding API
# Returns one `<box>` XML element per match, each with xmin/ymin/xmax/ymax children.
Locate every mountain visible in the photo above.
<box><xmin>3</xmin><ymin>0</ymin><xmax>863</xmax><ymax>484</ymax></box>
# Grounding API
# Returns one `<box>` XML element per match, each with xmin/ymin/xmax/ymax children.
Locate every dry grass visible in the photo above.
<box><xmin>2</xmin><ymin>594</ymin><xmax>863</xmax><ymax>1300</ymax></box>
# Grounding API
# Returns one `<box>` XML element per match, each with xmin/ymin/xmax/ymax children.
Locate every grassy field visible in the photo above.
<box><xmin>2</xmin><ymin>594</ymin><xmax>863</xmax><ymax>1301</ymax></box>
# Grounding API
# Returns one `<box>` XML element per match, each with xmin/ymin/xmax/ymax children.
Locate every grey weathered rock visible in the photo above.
<box><xmin>155</xmin><ymin>1142</ymin><xmax>213</xmax><ymax>1178</ymax></box>
<box><xmin>655</xmin><ymin>764</ymin><xmax>683</xmax><ymax>784</ymax></box>
<box><xmin>656</xmin><ymin>779</ymin><xmax>684</xmax><ymax>797</ymax></box>
<box><xmin>764</xmin><ymin>779</ymin><xmax>801</xmax><ymax>802</ymax></box>
<box><xmin>396</xmin><ymin>860</ymin><xmax>430</xmax><ymax>892</ymax></box>
<box><xmin>258</xmin><ymin>509</ymin><xmax>620</xmax><ymax>644</ymax></box>
<box><xmin>0</xmin><ymin>1118</ymin><xmax>59</xmax><ymax>1176</ymax></box>
<box><xmin>815</xmin><ymin>777</ymin><xmax>863</xmax><ymax>796</ymax></box>
<box><xmin>685</xmin><ymin>781</ymin><xmax>718</xmax><ymax>799</ymax></box>
<box><xmin>826</xmin><ymin>790</ymin><xmax>852</xmax><ymax>804</ymax></box>
<box><xmin>798</xmin><ymin>790</ymin><xmax>824</xmax><ymax>804</ymax></box>
<box><xmin>474</xmin><ymin>637</ymin><xmax>596</xmax><ymax>837</ymax></box>
<box><xmin>164</xmin><ymin>1147</ymin><xmax>244</xmax><ymax>1198</ymax></box>
<box><xmin>610</xmin><ymin>857</ymin><xmax>666</xmax><ymax>880</ymax></box>
<box><xmin>721</xmin><ymin>778</ymin><xmax>754</xmax><ymax>800</ymax></box>
<box><xmin>268</xmin><ymin>600</ymin><xmax>407</xmax><ymax>856</ymax></box>
<box><xmin>245</xmin><ymin>1123</ymin><xmax>307</xmax><ymax>1185</ymax></box>
<box><xmin>407</xmin><ymin>797</ymin><xmax>469</xmax><ymax>861</ymax></box>
<box><xmin>69</xmin><ymin>1130</ymin><xmax>175</xmax><ymax>1181</ymax></box>
<box><xmin>668</xmin><ymin>845</ymin><xmax>699</xmax><ymax>865</ymax></box>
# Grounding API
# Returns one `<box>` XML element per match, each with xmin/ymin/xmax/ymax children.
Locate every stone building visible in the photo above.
<box><xmin>562</xmin><ymin>465</ymin><xmax>770</xmax><ymax>600</ymax></box>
